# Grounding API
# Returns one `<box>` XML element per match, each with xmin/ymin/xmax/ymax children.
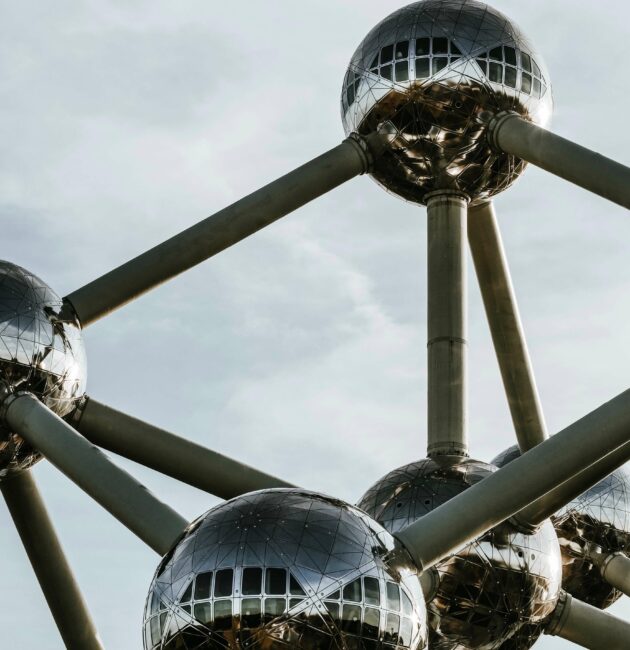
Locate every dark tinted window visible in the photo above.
<box><xmin>341</xmin><ymin>604</ymin><xmax>362</xmax><ymax>635</ymax></box>
<box><xmin>416</xmin><ymin>58</ymin><xmax>431</xmax><ymax>79</ymax></box>
<box><xmin>290</xmin><ymin>574</ymin><xmax>306</xmax><ymax>596</ymax></box>
<box><xmin>180</xmin><ymin>583</ymin><xmax>193</xmax><ymax>604</ymax></box>
<box><xmin>195</xmin><ymin>572</ymin><xmax>213</xmax><ymax>600</ymax></box>
<box><xmin>386</xmin><ymin>582</ymin><xmax>400</xmax><ymax>611</ymax></box>
<box><xmin>264</xmin><ymin>598</ymin><xmax>286</xmax><ymax>618</ymax></box>
<box><xmin>395</xmin><ymin>41</ymin><xmax>409</xmax><ymax>59</ymax></box>
<box><xmin>370</xmin><ymin>54</ymin><xmax>379</xmax><ymax>70</ymax></box>
<box><xmin>521</xmin><ymin>72</ymin><xmax>532</xmax><ymax>94</ymax></box>
<box><xmin>364</xmin><ymin>577</ymin><xmax>380</xmax><ymax>606</ymax></box>
<box><xmin>504</xmin><ymin>46</ymin><xmax>517</xmax><ymax>65</ymax></box>
<box><xmin>504</xmin><ymin>66</ymin><xmax>517</xmax><ymax>88</ymax></box>
<box><xmin>328</xmin><ymin>589</ymin><xmax>341</xmax><ymax>600</ymax></box>
<box><xmin>489</xmin><ymin>46</ymin><xmax>503</xmax><ymax>61</ymax></box>
<box><xmin>242</xmin><ymin>598</ymin><xmax>262</xmax><ymax>628</ymax></box>
<box><xmin>325</xmin><ymin>601</ymin><xmax>340</xmax><ymax>620</ymax></box>
<box><xmin>242</xmin><ymin>568</ymin><xmax>262</xmax><ymax>595</ymax></box>
<box><xmin>214</xmin><ymin>569</ymin><xmax>233</xmax><ymax>598</ymax></box>
<box><xmin>265</xmin><ymin>568</ymin><xmax>286</xmax><ymax>595</ymax></box>
<box><xmin>489</xmin><ymin>62</ymin><xmax>502</xmax><ymax>83</ymax></box>
<box><xmin>416</xmin><ymin>38</ymin><xmax>430</xmax><ymax>55</ymax></box>
<box><xmin>214</xmin><ymin>600</ymin><xmax>232</xmax><ymax>630</ymax></box>
<box><xmin>381</xmin><ymin>44</ymin><xmax>394</xmax><ymax>64</ymax></box>
<box><xmin>381</xmin><ymin>64</ymin><xmax>393</xmax><ymax>81</ymax></box>
<box><xmin>395</xmin><ymin>61</ymin><xmax>409</xmax><ymax>82</ymax></box>
<box><xmin>432</xmin><ymin>57</ymin><xmax>447</xmax><ymax>74</ymax></box>
<box><xmin>385</xmin><ymin>613</ymin><xmax>400</xmax><ymax>644</ymax></box>
<box><xmin>364</xmin><ymin>607</ymin><xmax>380</xmax><ymax>639</ymax></box>
<box><xmin>193</xmin><ymin>602</ymin><xmax>212</xmax><ymax>625</ymax></box>
<box><xmin>433</xmin><ymin>37</ymin><xmax>448</xmax><ymax>54</ymax></box>
<box><xmin>451</xmin><ymin>42</ymin><xmax>462</xmax><ymax>55</ymax></box>
<box><xmin>477</xmin><ymin>59</ymin><xmax>487</xmax><ymax>75</ymax></box>
<box><xmin>521</xmin><ymin>52</ymin><xmax>532</xmax><ymax>72</ymax></box>
<box><xmin>343</xmin><ymin>578</ymin><xmax>362</xmax><ymax>602</ymax></box>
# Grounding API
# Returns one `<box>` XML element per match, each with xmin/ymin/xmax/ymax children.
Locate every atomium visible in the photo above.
<box><xmin>358</xmin><ymin>457</ymin><xmax>562</xmax><ymax>649</ymax></box>
<box><xmin>144</xmin><ymin>490</ymin><xmax>428</xmax><ymax>650</ymax></box>
<box><xmin>493</xmin><ymin>446</ymin><xmax>630</xmax><ymax>610</ymax></box>
<box><xmin>341</xmin><ymin>0</ymin><xmax>552</xmax><ymax>204</ymax></box>
<box><xmin>0</xmin><ymin>261</ymin><xmax>86</xmax><ymax>477</ymax></box>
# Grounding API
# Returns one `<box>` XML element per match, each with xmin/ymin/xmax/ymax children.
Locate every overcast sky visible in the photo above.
<box><xmin>0</xmin><ymin>1</ymin><xmax>629</xmax><ymax>648</ymax></box>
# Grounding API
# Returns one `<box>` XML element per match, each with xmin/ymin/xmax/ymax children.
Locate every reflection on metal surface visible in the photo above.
<box><xmin>493</xmin><ymin>446</ymin><xmax>630</xmax><ymax>610</ymax></box>
<box><xmin>358</xmin><ymin>457</ymin><xmax>562</xmax><ymax>649</ymax></box>
<box><xmin>144</xmin><ymin>489</ymin><xmax>428</xmax><ymax>650</ymax></box>
<box><xmin>341</xmin><ymin>0</ymin><xmax>553</xmax><ymax>205</ymax></box>
<box><xmin>0</xmin><ymin>262</ymin><xmax>86</xmax><ymax>477</ymax></box>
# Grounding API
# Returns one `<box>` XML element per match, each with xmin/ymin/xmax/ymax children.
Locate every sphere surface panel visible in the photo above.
<box><xmin>144</xmin><ymin>489</ymin><xmax>428</xmax><ymax>650</ymax></box>
<box><xmin>493</xmin><ymin>446</ymin><xmax>630</xmax><ymax>610</ymax></box>
<box><xmin>341</xmin><ymin>0</ymin><xmax>553</xmax><ymax>205</ymax></box>
<box><xmin>358</xmin><ymin>457</ymin><xmax>562</xmax><ymax>650</ymax></box>
<box><xmin>0</xmin><ymin>261</ymin><xmax>86</xmax><ymax>477</ymax></box>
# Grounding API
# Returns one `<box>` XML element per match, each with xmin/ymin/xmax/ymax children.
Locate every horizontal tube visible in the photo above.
<box><xmin>594</xmin><ymin>552</ymin><xmax>630</xmax><ymax>598</ymax></box>
<box><xmin>65</xmin><ymin>133</ymin><xmax>385</xmax><ymax>327</ymax></box>
<box><xmin>468</xmin><ymin>200</ymin><xmax>547</xmax><ymax>450</ymax></box>
<box><xmin>546</xmin><ymin>592</ymin><xmax>630</xmax><ymax>649</ymax></box>
<box><xmin>395</xmin><ymin>389</ymin><xmax>630</xmax><ymax>571</ymax></box>
<box><xmin>74</xmin><ymin>397</ymin><xmax>295</xmax><ymax>499</ymax></box>
<box><xmin>1</xmin><ymin>471</ymin><xmax>104</xmax><ymax>650</ymax></box>
<box><xmin>4</xmin><ymin>393</ymin><xmax>188</xmax><ymax>555</ymax></box>
<box><xmin>489</xmin><ymin>112</ymin><xmax>630</xmax><ymax>210</ymax></box>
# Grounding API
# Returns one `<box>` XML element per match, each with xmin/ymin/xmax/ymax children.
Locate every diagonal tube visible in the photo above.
<box><xmin>546</xmin><ymin>591</ymin><xmax>630</xmax><ymax>649</ymax></box>
<box><xmin>468</xmin><ymin>200</ymin><xmax>547</xmax><ymax>451</ymax></box>
<box><xmin>488</xmin><ymin>112</ymin><xmax>630</xmax><ymax>210</ymax></box>
<box><xmin>394</xmin><ymin>388</ymin><xmax>630</xmax><ymax>571</ymax></box>
<box><xmin>1</xmin><ymin>470</ymin><xmax>104</xmax><ymax>650</ymax></box>
<box><xmin>64</xmin><ymin>132</ymin><xmax>388</xmax><ymax>327</ymax></box>
<box><xmin>72</xmin><ymin>397</ymin><xmax>295</xmax><ymax>499</ymax></box>
<box><xmin>2</xmin><ymin>393</ymin><xmax>188</xmax><ymax>555</ymax></box>
<box><xmin>591</xmin><ymin>551</ymin><xmax>630</xmax><ymax>598</ymax></box>
<box><xmin>513</xmin><ymin>441</ymin><xmax>630</xmax><ymax>530</ymax></box>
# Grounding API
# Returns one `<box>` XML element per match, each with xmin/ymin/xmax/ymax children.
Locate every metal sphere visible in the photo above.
<box><xmin>144</xmin><ymin>489</ymin><xmax>428</xmax><ymax>650</ymax></box>
<box><xmin>492</xmin><ymin>446</ymin><xmax>630</xmax><ymax>610</ymax></box>
<box><xmin>0</xmin><ymin>261</ymin><xmax>86</xmax><ymax>477</ymax></box>
<box><xmin>341</xmin><ymin>0</ymin><xmax>553</xmax><ymax>205</ymax></box>
<box><xmin>357</xmin><ymin>457</ymin><xmax>562</xmax><ymax>649</ymax></box>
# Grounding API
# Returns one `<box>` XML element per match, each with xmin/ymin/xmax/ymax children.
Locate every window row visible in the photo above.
<box><xmin>476</xmin><ymin>60</ymin><xmax>546</xmax><ymax>96</ymax></box>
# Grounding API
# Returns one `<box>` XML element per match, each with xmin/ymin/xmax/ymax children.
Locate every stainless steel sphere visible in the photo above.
<box><xmin>341</xmin><ymin>0</ymin><xmax>553</xmax><ymax>205</ymax></box>
<box><xmin>357</xmin><ymin>457</ymin><xmax>562</xmax><ymax>649</ymax></box>
<box><xmin>493</xmin><ymin>446</ymin><xmax>630</xmax><ymax>610</ymax></box>
<box><xmin>0</xmin><ymin>262</ymin><xmax>87</xmax><ymax>477</ymax></box>
<box><xmin>144</xmin><ymin>489</ymin><xmax>428</xmax><ymax>650</ymax></box>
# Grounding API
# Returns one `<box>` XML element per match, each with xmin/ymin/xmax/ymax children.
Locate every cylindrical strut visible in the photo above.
<box><xmin>2</xmin><ymin>392</ymin><xmax>188</xmax><ymax>555</ymax></box>
<box><xmin>488</xmin><ymin>112</ymin><xmax>630</xmax><ymax>211</ymax></box>
<box><xmin>1</xmin><ymin>471</ymin><xmax>104</xmax><ymax>650</ymax></box>
<box><xmin>426</xmin><ymin>191</ymin><xmax>469</xmax><ymax>457</ymax></box>
<box><xmin>468</xmin><ymin>201</ymin><xmax>547</xmax><ymax>451</ymax></box>
<box><xmin>592</xmin><ymin>551</ymin><xmax>630</xmax><ymax>598</ymax></box>
<box><xmin>546</xmin><ymin>591</ymin><xmax>630</xmax><ymax>649</ymax></box>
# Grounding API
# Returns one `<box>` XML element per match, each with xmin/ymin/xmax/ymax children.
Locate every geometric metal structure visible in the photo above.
<box><xmin>2</xmin><ymin>1</ymin><xmax>630</xmax><ymax>649</ymax></box>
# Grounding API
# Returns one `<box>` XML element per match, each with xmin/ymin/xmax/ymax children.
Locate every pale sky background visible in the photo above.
<box><xmin>0</xmin><ymin>1</ymin><xmax>629</xmax><ymax>648</ymax></box>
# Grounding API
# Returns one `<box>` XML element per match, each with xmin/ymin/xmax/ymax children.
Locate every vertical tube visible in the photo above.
<box><xmin>1</xmin><ymin>471</ymin><xmax>104</xmax><ymax>650</ymax></box>
<box><xmin>546</xmin><ymin>592</ymin><xmax>630</xmax><ymax>649</ymax></box>
<box><xmin>468</xmin><ymin>201</ymin><xmax>547</xmax><ymax>451</ymax></box>
<box><xmin>426</xmin><ymin>191</ymin><xmax>468</xmax><ymax>457</ymax></box>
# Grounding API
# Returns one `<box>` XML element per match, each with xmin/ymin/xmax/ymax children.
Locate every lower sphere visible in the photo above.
<box><xmin>357</xmin><ymin>457</ymin><xmax>562</xmax><ymax>649</ymax></box>
<box><xmin>492</xmin><ymin>446</ymin><xmax>630</xmax><ymax>609</ymax></box>
<box><xmin>144</xmin><ymin>489</ymin><xmax>428</xmax><ymax>650</ymax></box>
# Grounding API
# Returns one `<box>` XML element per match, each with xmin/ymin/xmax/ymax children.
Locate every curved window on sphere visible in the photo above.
<box><xmin>395</xmin><ymin>61</ymin><xmax>409</xmax><ymax>82</ymax></box>
<box><xmin>364</xmin><ymin>606</ymin><xmax>381</xmax><ymax>639</ymax></box>
<box><xmin>195</xmin><ymin>572</ymin><xmax>213</xmax><ymax>600</ymax></box>
<box><xmin>381</xmin><ymin>44</ymin><xmax>394</xmax><ymax>64</ymax></box>
<box><xmin>489</xmin><ymin>46</ymin><xmax>502</xmax><ymax>61</ymax></box>
<box><xmin>381</xmin><ymin>64</ymin><xmax>393</xmax><ymax>81</ymax></box>
<box><xmin>364</xmin><ymin>577</ymin><xmax>381</xmax><ymax>606</ymax></box>
<box><xmin>489</xmin><ymin>62</ymin><xmax>502</xmax><ymax>83</ymax></box>
<box><xmin>265</xmin><ymin>568</ymin><xmax>286</xmax><ymax>595</ymax></box>
<box><xmin>242</xmin><ymin>567</ymin><xmax>262</xmax><ymax>595</ymax></box>
<box><xmin>395</xmin><ymin>41</ymin><xmax>409</xmax><ymax>60</ymax></box>
<box><xmin>416</xmin><ymin>57</ymin><xmax>431</xmax><ymax>79</ymax></box>
<box><xmin>214</xmin><ymin>569</ymin><xmax>233</xmax><ymax>598</ymax></box>
<box><xmin>521</xmin><ymin>72</ymin><xmax>532</xmax><ymax>94</ymax></box>
<box><xmin>521</xmin><ymin>51</ymin><xmax>532</xmax><ymax>72</ymax></box>
<box><xmin>504</xmin><ymin>46</ymin><xmax>517</xmax><ymax>66</ymax></box>
<box><xmin>504</xmin><ymin>66</ymin><xmax>517</xmax><ymax>88</ymax></box>
<box><xmin>416</xmin><ymin>37</ymin><xmax>430</xmax><ymax>55</ymax></box>
<box><xmin>343</xmin><ymin>578</ymin><xmax>362</xmax><ymax>603</ymax></box>
<box><xmin>386</xmin><ymin>582</ymin><xmax>401</xmax><ymax>611</ymax></box>
<box><xmin>433</xmin><ymin>57</ymin><xmax>448</xmax><ymax>74</ymax></box>
<box><xmin>433</xmin><ymin>37</ymin><xmax>448</xmax><ymax>54</ymax></box>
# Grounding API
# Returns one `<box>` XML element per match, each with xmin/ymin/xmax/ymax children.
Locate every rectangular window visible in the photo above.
<box><xmin>193</xmin><ymin>602</ymin><xmax>212</xmax><ymax>624</ymax></box>
<box><xmin>489</xmin><ymin>46</ymin><xmax>503</xmax><ymax>61</ymax></box>
<box><xmin>150</xmin><ymin>616</ymin><xmax>161</xmax><ymax>646</ymax></box>
<box><xmin>521</xmin><ymin>72</ymin><xmax>532</xmax><ymax>94</ymax></box>
<box><xmin>489</xmin><ymin>62</ymin><xmax>502</xmax><ymax>83</ymax></box>
<box><xmin>386</xmin><ymin>582</ymin><xmax>401</xmax><ymax>611</ymax></box>
<box><xmin>325</xmin><ymin>601</ymin><xmax>340</xmax><ymax>620</ymax></box>
<box><xmin>433</xmin><ymin>37</ymin><xmax>448</xmax><ymax>54</ymax></box>
<box><xmin>504</xmin><ymin>66</ymin><xmax>517</xmax><ymax>88</ymax></box>
<box><xmin>416</xmin><ymin>38</ymin><xmax>430</xmax><ymax>55</ymax></box>
<box><xmin>400</xmin><ymin>617</ymin><xmax>413</xmax><ymax>646</ymax></box>
<box><xmin>343</xmin><ymin>578</ymin><xmax>362</xmax><ymax>603</ymax></box>
<box><xmin>364</xmin><ymin>577</ymin><xmax>381</xmax><ymax>606</ymax></box>
<box><xmin>504</xmin><ymin>46</ymin><xmax>517</xmax><ymax>66</ymax></box>
<box><xmin>521</xmin><ymin>52</ymin><xmax>532</xmax><ymax>72</ymax></box>
<box><xmin>265</xmin><ymin>568</ymin><xmax>286</xmax><ymax>595</ymax></box>
<box><xmin>242</xmin><ymin>568</ymin><xmax>262</xmax><ymax>596</ymax></box>
<box><xmin>432</xmin><ymin>57</ymin><xmax>448</xmax><ymax>74</ymax></box>
<box><xmin>385</xmin><ymin>613</ymin><xmax>400</xmax><ymax>645</ymax></box>
<box><xmin>214</xmin><ymin>570</ymin><xmax>232</xmax><ymax>598</ymax></box>
<box><xmin>195</xmin><ymin>572</ymin><xmax>213</xmax><ymax>600</ymax></box>
<box><xmin>532</xmin><ymin>60</ymin><xmax>541</xmax><ymax>78</ymax></box>
<box><xmin>363</xmin><ymin>607</ymin><xmax>380</xmax><ymax>639</ymax></box>
<box><xmin>533</xmin><ymin>77</ymin><xmax>541</xmax><ymax>97</ymax></box>
<box><xmin>264</xmin><ymin>598</ymin><xmax>286</xmax><ymax>620</ymax></box>
<box><xmin>395</xmin><ymin>41</ymin><xmax>409</xmax><ymax>60</ymax></box>
<box><xmin>380</xmin><ymin>64</ymin><xmax>393</xmax><ymax>81</ymax></box>
<box><xmin>214</xmin><ymin>600</ymin><xmax>232</xmax><ymax>630</ymax></box>
<box><xmin>289</xmin><ymin>598</ymin><xmax>303</xmax><ymax>609</ymax></box>
<box><xmin>416</xmin><ymin>58</ymin><xmax>431</xmax><ymax>79</ymax></box>
<box><xmin>381</xmin><ymin>44</ymin><xmax>394</xmax><ymax>64</ymax></box>
<box><xmin>341</xmin><ymin>604</ymin><xmax>362</xmax><ymax>635</ymax></box>
<box><xmin>395</xmin><ymin>61</ymin><xmax>409</xmax><ymax>82</ymax></box>
<box><xmin>242</xmin><ymin>598</ymin><xmax>262</xmax><ymax>628</ymax></box>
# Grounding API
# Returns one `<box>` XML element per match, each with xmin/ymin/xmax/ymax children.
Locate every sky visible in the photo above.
<box><xmin>0</xmin><ymin>0</ymin><xmax>629</xmax><ymax>648</ymax></box>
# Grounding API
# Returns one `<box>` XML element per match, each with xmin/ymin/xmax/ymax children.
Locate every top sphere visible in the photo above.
<box><xmin>341</xmin><ymin>0</ymin><xmax>553</xmax><ymax>204</ymax></box>
<box><xmin>0</xmin><ymin>262</ymin><xmax>87</xmax><ymax>477</ymax></box>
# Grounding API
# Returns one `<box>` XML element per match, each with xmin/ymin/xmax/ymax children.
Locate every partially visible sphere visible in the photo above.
<box><xmin>493</xmin><ymin>446</ymin><xmax>630</xmax><ymax>610</ymax></box>
<box><xmin>341</xmin><ymin>0</ymin><xmax>553</xmax><ymax>204</ymax></box>
<box><xmin>144</xmin><ymin>489</ymin><xmax>428</xmax><ymax>650</ymax></box>
<box><xmin>358</xmin><ymin>457</ymin><xmax>562</xmax><ymax>649</ymax></box>
<box><xmin>0</xmin><ymin>262</ymin><xmax>87</xmax><ymax>477</ymax></box>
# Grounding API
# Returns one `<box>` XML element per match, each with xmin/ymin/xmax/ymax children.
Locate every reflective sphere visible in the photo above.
<box><xmin>144</xmin><ymin>489</ymin><xmax>428</xmax><ymax>650</ymax></box>
<box><xmin>493</xmin><ymin>446</ymin><xmax>630</xmax><ymax>610</ymax></box>
<box><xmin>341</xmin><ymin>0</ymin><xmax>553</xmax><ymax>205</ymax></box>
<box><xmin>358</xmin><ymin>457</ymin><xmax>562</xmax><ymax>649</ymax></box>
<box><xmin>0</xmin><ymin>262</ymin><xmax>86</xmax><ymax>477</ymax></box>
